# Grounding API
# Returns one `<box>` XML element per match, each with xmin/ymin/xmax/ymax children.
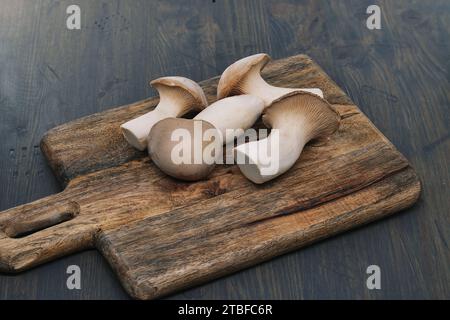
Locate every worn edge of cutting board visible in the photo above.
<box><xmin>0</xmin><ymin>54</ymin><xmax>421</xmax><ymax>299</ymax></box>
<box><xmin>98</xmin><ymin>168</ymin><xmax>420</xmax><ymax>299</ymax></box>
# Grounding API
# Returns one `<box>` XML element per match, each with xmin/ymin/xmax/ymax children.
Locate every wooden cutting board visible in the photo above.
<box><xmin>0</xmin><ymin>54</ymin><xmax>421</xmax><ymax>299</ymax></box>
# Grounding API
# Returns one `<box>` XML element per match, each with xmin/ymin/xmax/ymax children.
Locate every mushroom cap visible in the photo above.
<box><xmin>217</xmin><ymin>53</ymin><xmax>271</xmax><ymax>99</ymax></box>
<box><xmin>263</xmin><ymin>91</ymin><xmax>340</xmax><ymax>140</ymax></box>
<box><xmin>148</xmin><ymin>118</ymin><xmax>222</xmax><ymax>181</ymax></box>
<box><xmin>150</xmin><ymin>76</ymin><xmax>208</xmax><ymax>112</ymax></box>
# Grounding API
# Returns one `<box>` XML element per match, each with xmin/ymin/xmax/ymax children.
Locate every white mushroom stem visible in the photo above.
<box><xmin>194</xmin><ymin>95</ymin><xmax>265</xmax><ymax>144</ymax></box>
<box><xmin>120</xmin><ymin>76</ymin><xmax>207</xmax><ymax>151</ymax></box>
<box><xmin>121</xmin><ymin>100</ymin><xmax>186</xmax><ymax>151</ymax></box>
<box><xmin>234</xmin><ymin>91</ymin><xmax>340</xmax><ymax>184</ymax></box>
<box><xmin>234</xmin><ymin>117</ymin><xmax>307</xmax><ymax>184</ymax></box>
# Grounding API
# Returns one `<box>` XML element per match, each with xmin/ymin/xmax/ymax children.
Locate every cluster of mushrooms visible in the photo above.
<box><xmin>120</xmin><ymin>53</ymin><xmax>340</xmax><ymax>184</ymax></box>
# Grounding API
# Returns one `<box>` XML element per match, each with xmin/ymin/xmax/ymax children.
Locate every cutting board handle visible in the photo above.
<box><xmin>0</xmin><ymin>193</ymin><xmax>95</xmax><ymax>272</ymax></box>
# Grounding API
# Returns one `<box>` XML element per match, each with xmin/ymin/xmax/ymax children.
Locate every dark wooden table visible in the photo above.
<box><xmin>0</xmin><ymin>0</ymin><xmax>449</xmax><ymax>299</ymax></box>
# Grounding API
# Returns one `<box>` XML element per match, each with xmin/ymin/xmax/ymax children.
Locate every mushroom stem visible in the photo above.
<box><xmin>234</xmin><ymin>91</ymin><xmax>340</xmax><ymax>184</ymax></box>
<box><xmin>120</xmin><ymin>101</ymin><xmax>179</xmax><ymax>152</ymax></box>
<box><xmin>193</xmin><ymin>95</ymin><xmax>264</xmax><ymax>144</ymax></box>
<box><xmin>234</xmin><ymin>118</ymin><xmax>307</xmax><ymax>184</ymax></box>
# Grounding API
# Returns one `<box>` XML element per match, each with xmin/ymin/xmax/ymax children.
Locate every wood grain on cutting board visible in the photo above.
<box><xmin>0</xmin><ymin>55</ymin><xmax>420</xmax><ymax>299</ymax></box>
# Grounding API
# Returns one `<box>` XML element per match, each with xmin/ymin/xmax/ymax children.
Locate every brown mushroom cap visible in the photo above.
<box><xmin>263</xmin><ymin>91</ymin><xmax>340</xmax><ymax>141</ymax></box>
<box><xmin>148</xmin><ymin>118</ymin><xmax>222</xmax><ymax>181</ymax></box>
<box><xmin>150</xmin><ymin>76</ymin><xmax>208</xmax><ymax>114</ymax></box>
<box><xmin>217</xmin><ymin>53</ymin><xmax>271</xmax><ymax>99</ymax></box>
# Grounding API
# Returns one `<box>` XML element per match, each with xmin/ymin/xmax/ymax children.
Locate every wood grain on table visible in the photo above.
<box><xmin>0</xmin><ymin>0</ymin><xmax>448</xmax><ymax>299</ymax></box>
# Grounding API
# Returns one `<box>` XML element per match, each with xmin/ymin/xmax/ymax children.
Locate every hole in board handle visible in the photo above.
<box><xmin>3</xmin><ymin>201</ymin><xmax>80</xmax><ymax>239</ymax></box>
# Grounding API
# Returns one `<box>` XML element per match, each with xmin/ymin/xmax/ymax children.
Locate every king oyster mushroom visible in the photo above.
<box><xmin>121</xmin><ymin>76</ymin><xmax>208</xmax><ymax>151</ymax></box>
<box><xmin>234</xmin><ymin>91</ymin><xmax>340</xmax><ymax>184</ymax></box>
<box><xmin>217</xmin><ymin>53</ymin><xmax>323</xmax><ymax>107</ymax></box>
